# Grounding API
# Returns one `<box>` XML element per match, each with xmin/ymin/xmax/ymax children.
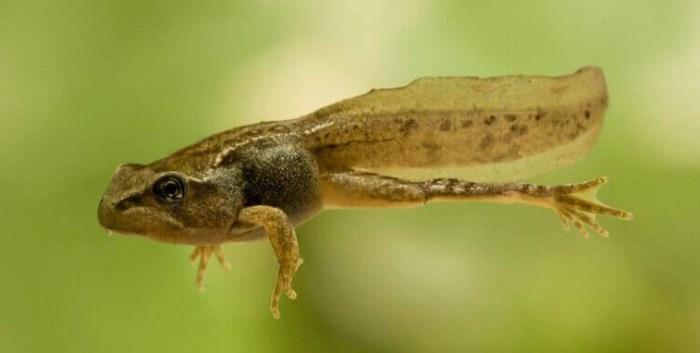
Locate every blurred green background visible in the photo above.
<box><xmin>2</xmin><ymin>0</ymin><xmax>699</xmax><ymax>352</ymax></box>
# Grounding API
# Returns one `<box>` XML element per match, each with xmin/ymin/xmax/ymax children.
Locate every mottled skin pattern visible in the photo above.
<box><xmin>98</xmin><ymin>66</ymin><xmax>632</xmax><ymax>319</ymax></box>
<box><xmin>304</xmin><ymin>66</ymin><xmax>608</xmax><ymax>172</ymax></box>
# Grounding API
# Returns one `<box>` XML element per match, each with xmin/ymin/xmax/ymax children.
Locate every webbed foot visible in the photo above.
<box><xmin>548</xmin><ymin>176</ymin><xmax>633</xmax><ymax>238</ymax></box>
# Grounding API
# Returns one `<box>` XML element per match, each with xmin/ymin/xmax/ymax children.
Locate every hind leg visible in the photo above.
<box><xmin>321</xmin><ymin>171</ymin><xmax>632</xmax><ymax>238</ymax></box>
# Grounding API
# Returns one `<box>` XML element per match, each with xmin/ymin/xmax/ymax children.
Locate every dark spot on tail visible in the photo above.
<box><xmin>479</xmin><ymin>134</ymin><xmax>495</xmax><ymax>149</ymax></box>
<box><xmin>510</xmin><ymin>124</ymin><xmax>528</xmax><ymax>136</ymax></box>
<box><xmin>399</xmin><ymin>119</ymin><xmax>419</xmax><ymax>136</ymax></box>
<box><xmin>584</xmin><ymin>110</ymin><xmax>591</xmax><ymax>119</ymax></box>
<box><xmin>484</xmin><ymin>115</ymin><xmax>497</xmax><ymax>125</ymax></box>
<box><xmin>439</xmin><ymin>119</ymin><xmax>452</xmax><ymax>132</ymax></box>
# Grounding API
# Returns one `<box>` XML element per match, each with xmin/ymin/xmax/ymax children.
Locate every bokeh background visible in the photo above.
<box><xmin>2</xmin><ymin>0</ymin><xmax>699</xmax><ymax>352</ymax></box>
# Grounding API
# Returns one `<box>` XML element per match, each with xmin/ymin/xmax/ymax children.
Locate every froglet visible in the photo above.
<box><xmin>98</xmin><ymin>66</ymin><xmax>633</xmax><ymax>319</ymax></box>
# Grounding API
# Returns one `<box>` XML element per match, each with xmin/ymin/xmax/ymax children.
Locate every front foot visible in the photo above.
<box><xmin>270</xmin><ymin>258</ymin><xmax>303</xmax><ymax>320</ymax></box>
<box><xmin>190</xmin><ymin>245</ymin><xmax>232</xmax><ymax>292</ymax></box>
<box><xmin>547</xmin><ymin>176</ymin><xmax>633</xmax><ymax>238</ymax></box>
<box><xmin>238</xmin><ymin>205</ymin><xmax>303</xmax><ymax>319</ymax></box>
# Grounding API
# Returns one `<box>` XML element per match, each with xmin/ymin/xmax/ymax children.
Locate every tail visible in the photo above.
<box><xmin>298</xmin><ymin>67</ymin><xmax>608</xmax><ymax>181</ymax></box>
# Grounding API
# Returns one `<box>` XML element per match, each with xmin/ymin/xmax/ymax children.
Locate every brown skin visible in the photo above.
<box><xmin>98</xmin><ymin>66</ymin><xmax>632</xmax><ymax>319</ymax></box>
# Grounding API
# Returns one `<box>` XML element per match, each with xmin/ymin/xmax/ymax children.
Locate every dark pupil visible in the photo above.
<box><xmin>154</xmin><ymin>176</ymin><xmax>185</xmax><ymax>203</ymax></box>
<box><xmin>163</xmin><ymin>181</ymin><xmax>179</xmax><ymax>197</ymax></box>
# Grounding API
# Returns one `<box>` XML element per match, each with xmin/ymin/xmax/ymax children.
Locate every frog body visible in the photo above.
<box><xmin>98</xmin><ymin>66</ymin><xmax>632</xmax><ymax>318</ymax></box>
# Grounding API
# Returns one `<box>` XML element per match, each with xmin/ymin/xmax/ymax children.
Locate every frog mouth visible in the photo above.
<box><xmin>104</xmin><ymin>228</ymin><xmax>137</xmax><ymax>237</ymax></box>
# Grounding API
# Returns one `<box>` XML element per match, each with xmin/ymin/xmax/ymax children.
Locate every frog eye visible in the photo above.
<box><xmin>152</xmin><ymin>174</ymin><xmax>187</xmax><ymax>204</ymax></box>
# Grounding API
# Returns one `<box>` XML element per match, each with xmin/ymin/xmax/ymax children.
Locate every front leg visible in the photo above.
<box><xmin>238</xmin><ymin>205</ymin><xmax>303</xmax><ymax>319</ymax></box>
<box><xmin>190</xmin><ymin>245</ymin><xmax>232</xmax><ymax>292</ymax></box>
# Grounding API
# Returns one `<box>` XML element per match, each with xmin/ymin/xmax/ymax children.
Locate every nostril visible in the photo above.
<box><xmin>114</xmin><ymin>199</ymin><xmax>129</xmax><ymax>211</ymax></box>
